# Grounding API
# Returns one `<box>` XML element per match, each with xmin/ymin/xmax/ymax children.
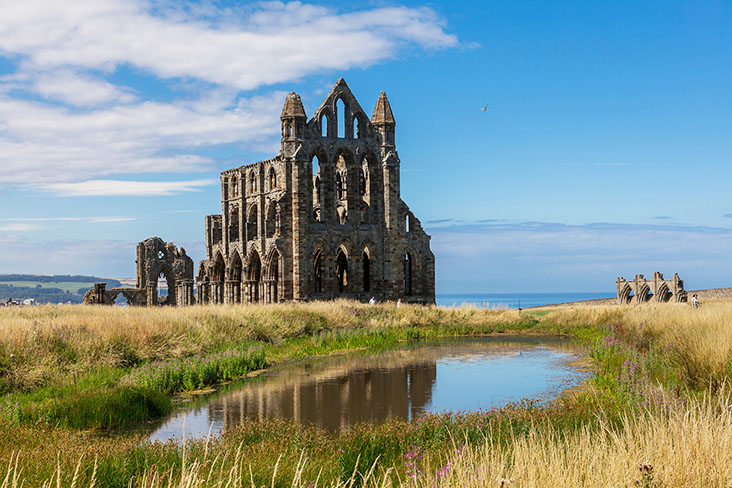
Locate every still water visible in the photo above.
<box><xmin>146</xmin><ymin>336</ymin><xmax>589</xmax><ymax>443</ymax></box>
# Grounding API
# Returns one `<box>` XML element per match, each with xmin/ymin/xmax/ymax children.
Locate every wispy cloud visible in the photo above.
<box><xmin>0</xmin><ymin>216</ymin><xmax>136</xmax><ymax>223</ymax></box>
<box><xmin>0</xmin><ymin>223</ymin><xmax>42</xmax><ymax>232</ymax></box>
<box><xmin>0</xmin><ymin>235</ymin><xmax>205</xmax><ymax>277</ymax></box>
<box><xmin>653</xmin><ymin>216</ymin><xmax>672</xmax><ymax>220</ymax></box>
<box><xmin>428</xmin><ymin>221</ymin><xmax>732</xmax><ymax>293</ymax></box>
<box><xmin>40</xmin><ymin>179</ymin><xmax>216</xmax><ymax>197</ymax></box>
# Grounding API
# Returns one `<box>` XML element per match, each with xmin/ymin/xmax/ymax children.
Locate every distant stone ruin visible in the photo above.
<box><xmin>616</xmin><ymin>272</ymin><xmax>687</xmax><ymax>304</ymax></box>
<box><xmin>84</xmin><ymin>237</ymin><xmax>194</xmax><ymax>306</ymax></box>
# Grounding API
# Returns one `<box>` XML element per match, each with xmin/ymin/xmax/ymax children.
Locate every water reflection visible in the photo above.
<box><xmin>147</xmin><ymin>336</ymin><xmax>588</xmax><ymax>442</ymax></box>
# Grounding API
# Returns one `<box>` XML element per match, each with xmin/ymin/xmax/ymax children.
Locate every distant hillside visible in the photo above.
<box><xmin>0</xmin><ymin>275</ymin><xmax>121</xmax><ymax>304</ymax></box>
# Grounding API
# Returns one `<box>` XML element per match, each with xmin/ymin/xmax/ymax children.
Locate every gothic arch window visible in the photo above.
<box><xmin>247</xmin><ymin>251</ymin><xmax>262</xmax><ymax>303</ymax></box>
<box><xmin>336</xmin><ymin>98</ymin><xmax>346</xmax><ymax>138</ymax></box>
<box><xmin>229</xmin><ymin>206</ymin><xmax>239</xmax><ymax>242</ymax></box>
<box><xmin>230</xmin><ymin>175</ymin><xmax>238</xmax><ymax>197</ymax></box>
<box><xmin>321</xmin><ymin>112</ymin><xmax>329</xmax><ymax>138</ymax></box>
<box><xmin>406</xmin><ymin>214</ymin><xmax>411</xmax><ymax>233</ymax></box>
<box><xmin>268</xmin><ymin>250</ymin><xmax>281</xmax><ymax>303</ymax></box>
<box><xmin>336</xmin><ymin>249</ymin><xmax>348</xmax><ymax>293</ymax></box>
<box><xmin>229</xmin><ymin>252</ymin><xmax>243</xmax><ymax>303</ymax></box>
<box><xmin>313</xmin><ymin>250</ymin><xmax>323</xmax><ymax>294</ymax></box>
<box><xmin>362</xmin><ymin>249</ymin><xmax>371</xmax><ymax>292</ymax></box>
<box><xmin>268</xmin><ymin>167</ymin><xmax>277</xmax><ymax>190</ymax></box>
<box><xmin>353</xmin><ymin>115</ymin><xmax>360</xmax><ymax>139</ymax></box>
<box><xmin>404</xmin><ymin>252</ymin><xmax>413</xmax><ymax>296</ymax></box>
<box><xmin>312</xmin><ymin>154</ymin><xmax>322</xmax><ymax>222</ymax></box>
<box><xmin>246</xmin><ymin>204</ymin><xmax>258</xmax><ymax>241</ymax></box>
<box><xmin>249</xmin><ymin>171</ymin><xmax>256</xmax><ymax>193</ymax></box>
<box><xmin>265</xmin><ymin>202</ymin><xmax>277</xmax><ymax>238</ymax></box>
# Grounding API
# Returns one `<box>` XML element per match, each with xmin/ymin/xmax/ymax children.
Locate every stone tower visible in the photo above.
<box><xmin>197</xmin><ymin>79</ymin><xmax>435</xmax><ymax>304</ymax></box>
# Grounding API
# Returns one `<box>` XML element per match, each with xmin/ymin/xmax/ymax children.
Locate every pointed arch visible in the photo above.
<box><xmin>248</xmin><ymin>170</ymin><xmax>257</xmax><ymax>194</ymax></box>
<box><xmin>311</xmin><ymin>150</ymin><xmax>326</xmax><ymax>222</ymax></box>
<box><xmin>656</xmin><ymin>283</ymin><xmax>672</xmax><ymax>302</ymax></box>
<box><xmin>336</xmin><ymin>97</ymin><xmax>346</xmax><ymax>138</ymax></box>
<box><xmin>228</xmin><ymin>251</ymin><xmax>243</xmax><ymax>303</ymax></box>
<box><xmin>311</xmin><ymin>239</ymin><xmax>329</xmax><ymax>295</ymax></box>
<box><xmin>229</xmin><ymin>205</ymin><xmax>240</xmax><ymax>242</ymax></box>
<box><xmin>265</xmin><ymin>201</ymin><xmax>277</xmax><ymax>238</ymax></box>
<box><xmin>618</xmin><ymin>283</ymin><xmax>633</xmax><ymax>304</ymax></box>
<box><xmin>320</xmin><ymin>110</ymin><xmax>330</xmax><ymax>138</ymax></box>
<box><xmin>268</xmin><ymin>166</ymin><xmax>277</xmax><ymax>191</ymax></box>
<box><xmin>246</xmin><ymin>249</ymin><xmax>262</xmax><ymax>303</ymax></box>
<box><xmin>266</xmin><ymin>248</ymin><xmax>282</xmax><ymax>303</ymax></box>
<box><xmin>336</xmin><ymin>248</ymin><xmax>348</xmax><ymax>293</ymax></box>
<box><xmin>246</xmin><ymin>203</ymin><xmax>258</xmax><ymax>241</ymax></box>
<box><xmin>213</xmin><ymin>252</ymin><xmax>226</xmax><ymax>304</ymax></box>
<box><xmin>362</xmin><ymin>245</ymin><xmax>373</xmax><ymax>293</ymax></box>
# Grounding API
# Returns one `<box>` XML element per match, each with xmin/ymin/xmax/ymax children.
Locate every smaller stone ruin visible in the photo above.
<box><xmin>616</xmin><ymin>272</ymin><xmax>687</xmax><ymax>304</ymax></box>
<box><xmin>84</xmin><ymin>237</ymin><xmax>194</xmax><ymax>306</ymax></box>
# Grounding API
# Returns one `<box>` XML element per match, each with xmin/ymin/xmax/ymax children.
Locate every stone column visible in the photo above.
<box><xmin>146</xmin><ymin>282</ymin><xmax>157</xmax><ymax>306</ymax></box>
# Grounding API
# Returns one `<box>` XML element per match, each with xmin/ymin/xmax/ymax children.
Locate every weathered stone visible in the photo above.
<box><xmin>84</xmin><ymin>237</ymin><xmax>194</xmax><ymax>306</ymax></box>
<box><xmin>616</xmin><ymin>272</ymin><xmax>687</xmax><ymax>304</ymax></box>
<box><xmin>196</xmin><ymin>79</ymin><xmax>435</xmax><ymax>304</ymax></box>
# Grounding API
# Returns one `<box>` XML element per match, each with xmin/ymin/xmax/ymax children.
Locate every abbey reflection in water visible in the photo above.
<box><xmin>215</xmin><ymin>360</ymin><xmax>437</xmax><ymax>432</ymax></box>
<box><xmin>149</xmin><ymin>338</ymin><xmax>588</xmax><ymax>441</ymax></box>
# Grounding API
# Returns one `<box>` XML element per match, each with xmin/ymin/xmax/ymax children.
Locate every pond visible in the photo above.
<box><xmin>145</xmin><ymin>335</ymin><xmax>590</xmax><ymax>442</ymax></box>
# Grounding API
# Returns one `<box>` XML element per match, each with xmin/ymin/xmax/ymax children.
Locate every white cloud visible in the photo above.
<box><xmin>0</xmin><ymin>91</ymin><xmax>284</xmax><ymax>184</ymax></box>
<box><xmin>40</xmin><ymin>179</ymin><xmax>216</xmax><ymax>197</ymax></box>
<box><xmin>0</xmin><ymin>2</ymin><xmax>457</xmax><ymax>90</ymax></box>
<box><xmin>0</xmin><ymin>223</ymin><xmax>42</xmax><ymax>232</ymax></box>
<box><xmin>0</xmin><ymin>1</ymin><xmax>458</xmax><ymax>188</ymax></box>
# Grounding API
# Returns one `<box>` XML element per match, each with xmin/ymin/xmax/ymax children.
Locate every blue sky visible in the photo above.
<box><xmin>0</xmin><ymin>0</ymin><xmax>730</xmax><ymax>293</ymax></box>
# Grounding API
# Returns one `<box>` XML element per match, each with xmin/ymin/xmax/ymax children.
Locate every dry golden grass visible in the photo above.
<box><xmin>543</xmin><ymin>301</ymin><xmax>732</xmax><ymax>387</ymax></box>
<box><xmin>0</xmin><ymin>301</ymin><xmax>521</xmax><ymax>390</ymax></box>
<box><xmin>420</xmin><ymin>391</ymin><xmax>732</xmax><ymax>487</ymax></box>
<box><xmin>2</xmin><ymin>392</ymin><xmax>732</xmax><ymax>487</ymax></box>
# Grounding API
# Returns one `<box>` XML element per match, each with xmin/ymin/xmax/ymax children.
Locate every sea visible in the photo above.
<box><xmin>435</xmin><ymin>292</ymin><xmax>614</xmax><ymax>309</ymax></box>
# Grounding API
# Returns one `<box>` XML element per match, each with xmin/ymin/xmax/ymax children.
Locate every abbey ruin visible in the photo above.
<box><xmin>616</xmin><ymin>272</ymin><xmax>687</xmax><ymax>304</ymax></box>
<box><xmin>84</xmin><ymin>237</ymin><xmax>194</xmax><ymax>306</ymax></box>
<box><xmin>197</xmin><ymin>79</ymin><xmax>435</xmax><ymax>304</ymax></box>
<box><xmin>87</xmin><ymin>80</ymin><xmax>435</xmax><ymax>306</ymax></box>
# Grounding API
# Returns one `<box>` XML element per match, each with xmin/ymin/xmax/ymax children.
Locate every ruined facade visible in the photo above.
<box><xmin>196</xmin><ymin>79</ymin><xmax>435</xmax><ymax>304</ymax></box>
<box><xmin>84</xmin><ymin>237</ymin><xmax>194</xmax><ymax>306</ymax></box>
<box><xmin>616</xmin><ymin>272</ymin><xmax>687</xmax><ymax>304</ymax></box>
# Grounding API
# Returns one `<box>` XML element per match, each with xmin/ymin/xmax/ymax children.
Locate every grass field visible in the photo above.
<box><xmin>0</xmin><ymin>300</ymin><xmax>731</xmax><ymax>487</ymax></box>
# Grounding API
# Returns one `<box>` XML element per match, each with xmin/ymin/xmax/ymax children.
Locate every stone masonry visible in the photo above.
<box><xmin>84</xmin><ymin>237</ymin><xmax>194</xmax><ymax>306</ymax></box>
<box><xmin>616</xmin><ymin>272</ymin><xmax>687</xmax><ymax>304</ymax></box>
<box><xmin>196</xmin><ymin>79</ymin><xmax>435</xmax><ymax>304</ymax></box>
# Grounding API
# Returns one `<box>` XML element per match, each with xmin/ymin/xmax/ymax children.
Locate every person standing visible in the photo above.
<box><xmin>369</xmin><ymin>296</ymin><xmax>376</xmax><ymax>306</ymax></box>
<box><xmin>692</xmin><ymin>294</ymin><xmax>700</xmax><ymax>309</ymax></box>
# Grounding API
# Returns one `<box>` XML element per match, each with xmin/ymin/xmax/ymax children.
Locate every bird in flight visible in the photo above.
<box><xmin>481</xmin><ymin>104</ymin><xmax>489</xmax><ymax>111</ymax></box>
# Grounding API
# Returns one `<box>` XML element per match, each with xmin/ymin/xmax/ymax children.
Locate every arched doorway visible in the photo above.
<box><xmin>229</xmin><ymin>252</ymin><xmax>243</xmax><ymax>303</ymax></box>
<box><xmin>336</xmin><ymin>249</ymin><xmax>348</xmax><ymax>293</ymax></box>
<box><xmin>267</xmin><ymin>250</ymin><xmax>281</xmax><ymax>303</ymax></box>
<box><xmin>247</xmin><ymin>251</ymin><xmax>262</xmax><ymax>303</ymax></box>
<box><xmin>213</xmin><ymin>254</ymin><xmax>225</xmax><ymax>304</ymax></box>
